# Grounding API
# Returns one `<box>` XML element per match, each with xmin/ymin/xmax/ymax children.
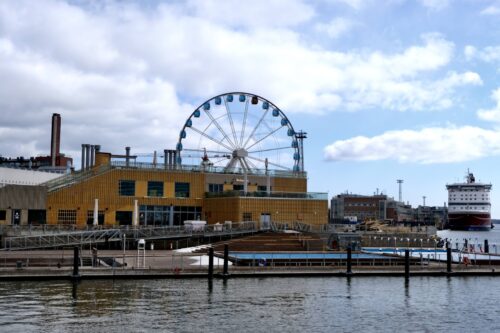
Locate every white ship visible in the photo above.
<box><xmin>446</xmin><ymin>171</ymin><xmax>492</xmax><ymax>231</ymax></box>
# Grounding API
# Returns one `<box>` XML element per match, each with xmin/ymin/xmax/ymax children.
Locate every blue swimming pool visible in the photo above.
<box><xmin>361</xmin><ymin>248</ymin><xmax>447</xmax><ymax>253</ymax></box>
<box><xmin>229</xmin><ymin>252</ymin><xmax>389</xmax><ymax>260</ymax></box>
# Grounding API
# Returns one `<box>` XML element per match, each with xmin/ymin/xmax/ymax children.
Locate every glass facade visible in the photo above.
<box><xmin>28</xmin><ymin>210</ymin><xmax>46</xmax><ymax>225</ymax></box>
<box><xmin>116</xmin><ymin>211</ymin><xmax>132</xmax><ymax>225</ymax></box>
<box><xmin>175</xmin><ymin>182</ymin><xmax>190</xmax><ymax>198</ymax></box>
<box><xmin>119</xmin><ymin>180</ymin><xmax>135</xmax><ymax>196</ymax></box>
<box><xmin>208</xmin><ymin>183</ymin><xmax>223</xmax><ymax>193</ymax></box>
<box><xmin>86</xmin><ymin>210</ymin><xmax>105</xmax><ymax>225</ymax></box>
<box><xmin>147</xmin><ymin>181</ymin><xmax>164</xmax><ymax>197</ymax></box>
<box><xmin>58</xmin><ymin>210</ymin><xmax>77</xmax><ymax>224</ymax></box>
<box><xmin>139</xmin><ymin>205</ymin><xmax>202</xmax><ymax>226</ymax></box>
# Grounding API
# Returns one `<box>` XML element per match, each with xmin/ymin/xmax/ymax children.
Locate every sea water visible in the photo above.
<box><xmin>0</xmin><ymin>277</ymin><xmax>499</xmax><ymax>332</ymax></box>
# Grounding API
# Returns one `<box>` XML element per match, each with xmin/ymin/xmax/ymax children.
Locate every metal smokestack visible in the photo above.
<box><xmin>50</xmin><ymin>113</ymin><xmax>61</xmax><ymax>167</ymax></box>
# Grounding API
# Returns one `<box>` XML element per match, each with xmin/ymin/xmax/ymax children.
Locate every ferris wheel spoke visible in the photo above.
<box><xmin>245</xmin><ymin>125</ymin><xmax>284</xmax><ymax>151</ymax></box>
<box><xmin>248</xmin><ymin>146</ymin><xmax>293</xmax><ymax>154</ymax></box>
<box><xmin>204</xmin><ymin>109</ymin><xmax>237</xmax><ymax>149</ymax></box>
<box><xmin>224</xmin><ymin>97</ymin><xmax>239</xmax><ymax>147</ymax></box>
<box><xmin>188</xmin><ymin>126</ymin><xmax>234</xmax><ymax>151</ymax></box>
<box><xmin>183</xmin><ymin>148</ymin><xmax>231</xmax><ymax>155</ymax></box>
<box><xmin>244</xmin><ymin>158</ymin><xmax>259</xmax><ymax>170</ymax></box>
<box><xmin>246</xmin><ymin>155</ymin><xmax>290</xmax><ymax>170</ymax></box>
<box><xmin>242</xmin><ymin>108</ymin><xmax>270</xmax><ymax>149</ymax></box>
<box><xmin>239</xmin><ymin>99</ymin><xmax>249</xmax><ymax>147</ymax></box>
<box><xmin>212</xmin><ymin>157</ymin><xmax>231</xmax><ymax>165</ymax></box>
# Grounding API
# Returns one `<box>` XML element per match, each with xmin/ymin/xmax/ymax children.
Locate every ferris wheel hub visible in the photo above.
<box><xmin>232</xmin><ymin>148</ymin><xmax>248</xmax><ymax>158</ymax></box>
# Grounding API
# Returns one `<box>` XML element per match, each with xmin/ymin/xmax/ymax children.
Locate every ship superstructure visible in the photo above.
<box><xmin>446</xmin><ymin>171</ymin><xmax>492</xmax><ymax>231</ymax></box>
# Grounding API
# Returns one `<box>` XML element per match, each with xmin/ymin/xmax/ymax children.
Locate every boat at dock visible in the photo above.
<box><xmin>446</xmin><ymin>171</ymin><xmax>492</xmax><ymax>231</ymax></box>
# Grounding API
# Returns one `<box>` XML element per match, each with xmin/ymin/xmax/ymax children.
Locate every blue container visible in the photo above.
<box><xmin>215</xmin><ymin>96</ymin><xmax>222</xmax><ymax>105</ymax></box>
<box><xmin>280</xmin><ymin>118</ymin><xmax>288</xmax><ymax>126</ymax></box>
<box><xmin>291</xmin><ymin>140</ymin><xmax>298</xmax><ymax>148</ymax></box>
<box><xmin>176</xmin><ymin>143</ymin><xmax>183</xmax><ymax>151</ymax></box>
<box><xmin>293</xmin><ymin>165</ymin><xmax>300</xmax><ymax>172</ymax></box>
<box><xmin>203</xmin><ymin>102</ymin><xmax>210</xmax><ymax>111</ymax></box>
<box><xmin>239</xmin><ymin>94</ymin><xmax>246</xmax><ymax>102</ymax></box>
<box><xmin>272</xmin><ymin>109</ymin><xmax>280</xmax><ymax>117</ymax></box>
<box><xmin>293</xmin><ymin>152</ymin><xmax>300</xmax><ymax>160</ymax></box>
<box><xmin>262</xmin><ymin>101</ymin><xmax>269</xmax><ymax>110</ymax></box>
<box><xmin>226</xmin><ymin>94</ymin><xmax>233</xmax><ymax>102</ymax></box>
<box><xmin>185</xmin><ymin>119</ymin><xmax>192</xmax><ymax>127</ymax></box>
<box><xmin>193</xmin><ymin>110</ymin><xmax>200</xmax><ymax>118</ymax></box>
<box><xmin>180</xmin><ymin>130</ymin><xmax>186</xmax><ymax>139</ymax></box>
<box><xmin>287</xmin><ymin>128</ymin><xmax>295</xmax><ymax>136</ymax></box>
<box><xmin>176</xmin><ymin>156</ymin><xmax>182</xmax><ymax>164</ymax></box>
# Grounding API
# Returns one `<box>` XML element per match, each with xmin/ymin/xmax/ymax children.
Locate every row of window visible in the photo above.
<box><xmin>346</xmin><ymin>203</ymin><xmax>376</xmax><ymax>207</ymax></box>
<box><xmin>208</xmin><ymin>183</ymin><xmax>269</xmax><ymax>192</ymax></box>
<box><xmin>119</xmin><ymin>180</ymin><xmax>190</xmax><ymax>198</ymax></box>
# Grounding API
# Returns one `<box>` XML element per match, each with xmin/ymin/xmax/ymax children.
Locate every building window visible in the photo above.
<box><xmin>208</xmin><ymin>183</ymin><xmax>223</xmax><ymax>193</ymax></box>
<box><xmin>28</xmin><ymin>210</ymin><xmax>46</xmax><ymax>225</ymax></box>
<box><xmin>233</xmin><ymin>184</ymin><xmax>244</xmax><ymax>191</ymax></box>
<box><xmin>58</xmin><ymin>210</ymin><xmax>77</xmax><ymax>224</ymax></box>
<box><xmin>257</xmin><ymin>185</ymin><xmax>268</xmax><ymax>192</ymax></box>
<box><xmin>86</xmin><ymin>210</ymin><xmax>105</xmax><ymax>225</ymax></box>
<box><xmin>119</xmin><ymin>180</ymin><xmax>135</xmax><ymax>196</ymax></box>
<box><xmin>175</xmin><ymin>182</ymin><xmax>190</xmax><ymax>198</ymax></box>
<box><xmin>0</xmin><ymin>210</ymin><xmax>6</xmax><ymax>220</ymax></box>
<box><xmin>148</xmin><ymin>181</ymin><xmax>164</xmax><ymax>197</ymax></box>
<box><xmin>243</xmin><ymin>212</ymin><xmax>253</xmax><ymax>221</ymax></box>
<box><xmin>116</xmin><ymin>211</ymin><xmax>133</xmax><ymax>225</ymax></box>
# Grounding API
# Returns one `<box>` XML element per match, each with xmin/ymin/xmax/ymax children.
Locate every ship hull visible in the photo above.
<box><xmin>447</xmin><ymin>213</ymin><xmax>491</xmax><ymax>231</ymax></box>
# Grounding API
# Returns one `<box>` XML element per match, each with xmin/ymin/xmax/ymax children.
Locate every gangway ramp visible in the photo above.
<box><xmin>1</xmin><ymin>222</ymin><xmax>259</xmax><ymax>250</ymax></box>
<box><xmin>3</xmin><ymin>229</ymin><xmax>122</xmax><ymax>251</ymax></box>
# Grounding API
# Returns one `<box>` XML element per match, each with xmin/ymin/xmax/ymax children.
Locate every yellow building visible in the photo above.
<box><xmin>44</xmin><ymin>150</ymin><xmax>327</xmax><ymax>226</ymax></box>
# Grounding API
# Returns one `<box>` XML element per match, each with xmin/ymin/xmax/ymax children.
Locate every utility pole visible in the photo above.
<box><xmin>397</xmin><ymin>179</ymin><xmax>403</xmax><ymax>202</ymax></box>
<box><xmin>423</xmin><ymin>196</ymin><xmax>426</xmax><ymax>206</ymax></box>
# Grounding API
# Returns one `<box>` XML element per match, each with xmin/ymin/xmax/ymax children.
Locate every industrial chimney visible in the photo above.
<box><xmin>50</xmin><ymin>113</ymin><xmax>61</xmax><ymax>167</ymax></box>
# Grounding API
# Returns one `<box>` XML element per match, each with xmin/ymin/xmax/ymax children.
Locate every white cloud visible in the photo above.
<box><xmin>315</xmin><ymin>18</ymin><xmax>356</xmax><ymax>39</ymax></box>
<box><xmin>331</xmin><ymin>0</ymin><xmax>370</xmax><ymax>10</ymax></box>
<box><xmin>481</xmin><ymin>4</ymin><xmax>500</xmax><ymax>15</ymax></box>
<box><xmin>185</xmin><ymin>0</ymin><xmax>315</xmax><ymax>28</ymax></box>
<box><xmin>477</xmin><ymin>88</ymin><xmax>500</xmax><ymax>123</ymax></box>
<box><xmin>0</xmin><ymin>0</ymin><xmax>483</xmax><ymax>162</ymax></box>
<box><xmin>324</xmin><ymin>126</ymin><xmax>500</xmax><ymax>164</ymax></box>
<box><xmin>464</xmin><ymin>45</ymin><xmax>477</xmax><ymax>61</ymax></box>
<box><xmin>464</xmin><ymin>45</ymin><xmax>500</xmax><ymax>63</ymax></box>
<box><xmin>418</xmin><ymin>0</ymin><xmax>450</xmax><ymax>11</ymax></box>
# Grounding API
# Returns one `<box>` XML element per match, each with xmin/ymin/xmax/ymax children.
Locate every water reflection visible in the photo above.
<box><xmin>1</xmin><ymin>277</ymin><xmax>500</xmax><ymax>332</ymax></box>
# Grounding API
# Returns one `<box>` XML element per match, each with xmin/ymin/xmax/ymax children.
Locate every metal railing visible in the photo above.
<box><xmin>1</xmin><ymin>222</ymin><xmax>259</xmax><ymax>250</ymax></box>
<box><xmin>43</xmin><ymin>164</ymin><xmax>113</xmax><ymax>192</ymax></box>
<box><xmin>111</xmin><ymin>160</ymin><xmax>307</xmax><ymax>178</ymax></box>
<box><xmin>205</xmin><ymin>190</ymin><xmax>327</xmax><ymax>200</ymax></box>
<box><xmin>4</xmin><ymin>229</ymin><xmax>123</xmax><ymax>251</ymax></box>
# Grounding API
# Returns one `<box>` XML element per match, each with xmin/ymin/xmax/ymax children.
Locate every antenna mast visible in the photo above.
<box><xmin>397</xmin><ymin>179</ymin><xmax>403</xmax><ymax>202</ymax></box>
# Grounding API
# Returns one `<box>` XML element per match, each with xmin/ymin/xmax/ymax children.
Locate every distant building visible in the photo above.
<box><xmin>0</xmin><ymin>113</ymin><xmax>72</xmax><ymax>172</ymax></box>
<box><xmin>330</xmin><ymin>192</ymin><xmax>446</xmax><ymax>225</ymax></box>
<box><xmin>331</xmin><ymin>194</ymin><xmax>388</xmax><ymax>222</ymax></box>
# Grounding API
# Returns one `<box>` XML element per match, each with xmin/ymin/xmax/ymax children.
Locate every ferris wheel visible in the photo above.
<box><xmin>176</xmin><ymin>92</ymin><xmax>303</xmax><ymax>173</ymax></box>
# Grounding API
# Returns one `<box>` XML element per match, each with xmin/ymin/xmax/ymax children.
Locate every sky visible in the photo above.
<box><xmin>1</xmin><ymin>0</ymin><xmax>500</xmax><ymax>216</ymax></box>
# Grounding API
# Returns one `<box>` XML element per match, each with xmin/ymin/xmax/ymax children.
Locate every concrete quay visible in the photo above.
<box><xmin>1</xmin><ymin>249</ymin><xmax>499</xmax><ymax>281</ymax></box>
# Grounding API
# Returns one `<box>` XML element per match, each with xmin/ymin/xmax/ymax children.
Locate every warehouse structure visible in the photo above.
<box><xmin>1</xmin><ymin>93</ymin><xmax>328</xmax><ymax>227</ymax></box>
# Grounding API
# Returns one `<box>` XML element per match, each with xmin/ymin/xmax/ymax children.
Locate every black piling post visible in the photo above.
<box><xmin>346</xmin><ymin>246</ymin><xmax>352</xmax><ymax>275</ymax></box>
<box><xmin>223</xmin><ymin>244</ymin><xmax>229</xmax><ymax>277</ymax></box>
<box><xmin>484</xmin><ymin>239</ymin><xmax>489</xmax><ymax>254</ymax></box>
<box><xmin>208</xmin><ymin>247</ymin><xmax>214</xmax><ymax>279</ymax></box>
<box><xmin>446</xmin><ymin>246</ymin><xmax>452</xmax><ymax>273</ymax></box>
<box><xmin>404</xmin><ymin>249</ymin><xmax>410</xmax><ymax>281</ymax></box>
<box><xmin>72</xmin><ymin>247</ymin><xmax>80</xmax><ymax>278</ymax></box>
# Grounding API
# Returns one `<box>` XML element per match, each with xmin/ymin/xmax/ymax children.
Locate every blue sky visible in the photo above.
<box><xmin>1</xmin><ymin>0</ymin><xmax>500</xmax><ymax>216</ymax></box>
